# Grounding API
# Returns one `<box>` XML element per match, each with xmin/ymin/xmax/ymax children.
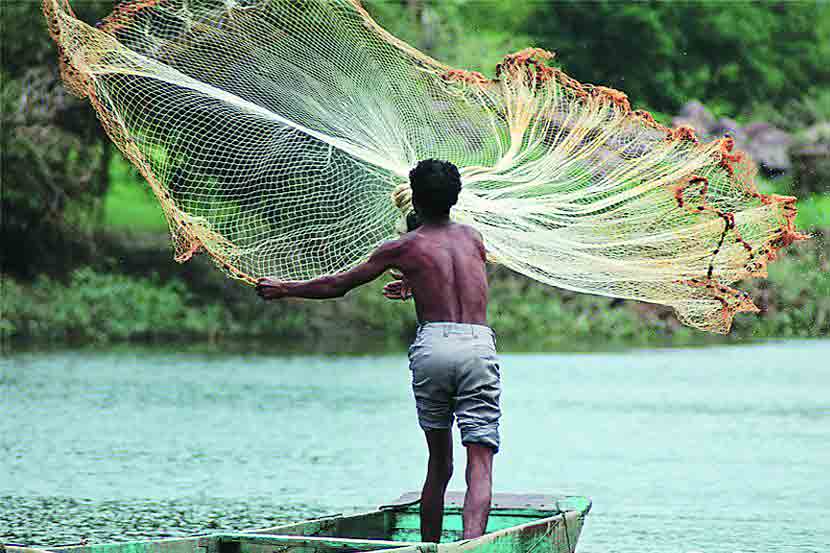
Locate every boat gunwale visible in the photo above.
<box><xmin>14</xmin><ymin>533</ymin><xmax>430</xmax><ymax>553</ymax></box>
<box><xmin>8</xmin><ymin>510</ymin><xmax>586</xmax><ymax>553</ymax></box>
<box><xmin>247</xmin><ymin>492</ymin><xmax>592</xmax><ymax>537</ymax></box>
<box><xmin>435</xmin><ymin>509</ymin><xmax>584</xmax><ymax>552</ymax></box>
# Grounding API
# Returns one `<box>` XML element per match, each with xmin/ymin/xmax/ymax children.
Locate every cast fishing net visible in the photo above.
<box><xmin>44</xmin><ymin>0</ymin><xmax>806</xmax><ymax>333</ymax></box>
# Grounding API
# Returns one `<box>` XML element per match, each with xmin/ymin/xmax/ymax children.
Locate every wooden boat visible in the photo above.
<box><xmin>4</xmin><ymin>492</ymin><xmax>591</xmax><ymax>553</ymax></box>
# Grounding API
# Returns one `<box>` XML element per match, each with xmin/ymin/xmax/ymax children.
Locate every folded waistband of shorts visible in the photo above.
<box><xmin>416</xmin><ymin>322</ymin><xmax>494</xmax><ymax>338</ymax></box>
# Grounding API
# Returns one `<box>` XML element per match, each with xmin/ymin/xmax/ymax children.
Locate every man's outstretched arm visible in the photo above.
<box><xmin>256</xmin><ymin>240</ymin><xmax>404</xmax><ymax>300</ymax></box>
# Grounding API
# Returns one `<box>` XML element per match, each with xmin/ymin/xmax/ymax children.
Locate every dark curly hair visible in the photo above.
<box><xmin>409</xmin><ymin>159</ymin><xmax>462</xmax><ymax>220</ymax></box>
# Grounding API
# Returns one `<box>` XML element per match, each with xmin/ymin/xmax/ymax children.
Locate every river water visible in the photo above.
<box><xmin>1</xmin><ymin>340</ymin><xmax>828</xmax><ymax>553</ymax></box>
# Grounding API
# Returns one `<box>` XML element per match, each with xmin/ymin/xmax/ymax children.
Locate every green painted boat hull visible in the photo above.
<box><xmin>5</xmin><ymin>492</ymin><xmax>591</xmax><ymax>553</ymax></box>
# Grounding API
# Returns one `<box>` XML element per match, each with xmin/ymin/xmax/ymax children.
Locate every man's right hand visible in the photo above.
<box><xmin>256</xmin><ymin>277</ymin><xmax>291</xmax><ymax>300</ymax></box>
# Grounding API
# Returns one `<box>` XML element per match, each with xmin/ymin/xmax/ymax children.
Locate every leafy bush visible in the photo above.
<box><xmin>748</xmin><ymin>87</ymin><xmax>830</xmax><ymax>131</ymax></box>
<box><xmin>3</xmin><ymin>243</ymin><xmax>827</xmax><ymax>348</ymax></box>
<box><xmin>0</xmin><ymin>267</ymin><xmax>416</xmax><ymax>346</ymax></box>
<box><xmin>487</xmin><ymin>268</ymin><xmax>660</xmax><ymax>350</ymax></box>
<box><xmin>732</xmin><ymin>234</ymin><xmax>830</xmax><ymax>338</ymax></box>
<box><xmin>2</xmin><ymin>268</ymin><xmax>230</xmax><ymax>343</ymax></box>
<box><xmin>521</xmin><ymin>2</ymin><xmax>830</xmax><ymax>115</ymax></box>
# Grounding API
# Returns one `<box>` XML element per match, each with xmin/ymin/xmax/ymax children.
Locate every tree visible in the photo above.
<box><xmin>521</xmin><ymin>2</ymin><xmax>830</xmax><ymax>116</ymax></box>
<box><xmin>1</xmin><ymin>1</ymin><xmax>114</xmax><ymax>277</ymax></box>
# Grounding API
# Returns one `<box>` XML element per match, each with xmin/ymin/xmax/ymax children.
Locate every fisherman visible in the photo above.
<box><xmin>257</xmin><ymin>159</ymin><xmax>501</xmax><ymax>542</ymax></box>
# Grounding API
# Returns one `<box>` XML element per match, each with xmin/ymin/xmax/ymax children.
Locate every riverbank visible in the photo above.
<box><xmin>2</xmin><ymin>227</ymin><xmax>826</xmax><ymax>351</ymax></box>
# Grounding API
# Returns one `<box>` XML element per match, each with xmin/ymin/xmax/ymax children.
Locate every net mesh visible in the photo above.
<box><xmin>44</xmin><ymin>0</ymin><xmax>808</xmax><ymax>333</ymax></box>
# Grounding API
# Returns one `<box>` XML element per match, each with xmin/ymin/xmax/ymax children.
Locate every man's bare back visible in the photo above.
<box><xmin>391</xmin><ymin>222</ymin><xmax>488</xmax><ymax>325</ymax></box>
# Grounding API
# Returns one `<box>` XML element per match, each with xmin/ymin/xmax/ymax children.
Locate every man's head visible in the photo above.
<box><xmin>409</xmin><ymin>159</ymin><xmax>461</xmax><ymax>221</ymax></box>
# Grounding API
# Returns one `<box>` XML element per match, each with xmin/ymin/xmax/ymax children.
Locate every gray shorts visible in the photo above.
<box><xmin>408</xmin><ymin>323</ymin><xmax>501</xmax><ymax>453</ymax></box>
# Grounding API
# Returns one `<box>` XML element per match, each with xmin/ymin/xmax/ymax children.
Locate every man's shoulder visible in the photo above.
<box><xmin>455</xmin><ymin>222</ymin><xmax>484</xmax><ymax>242</ymax></box>
<box><xmin>381</xmin><ymin>233</ymin><xmax>413</xmax><ymax>250</ymax></box>
<box><xmin>401</xmin><ymin>222</ymin><xmax>481</xmax><ymax>241</ymax></box>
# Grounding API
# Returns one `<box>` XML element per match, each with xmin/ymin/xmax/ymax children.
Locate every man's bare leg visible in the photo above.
<box><xmin>462</xmin><ymin>443</ymin><xmax>494</xmax><ymax>539</ymax></box>
<box><xmin>420</xmin><ymin>429</ymin><xmax>453</xmax><ymax>542</ymax></box>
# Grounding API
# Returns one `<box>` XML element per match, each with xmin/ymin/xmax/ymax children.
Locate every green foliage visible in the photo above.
<box><xmin>521</xmin><ymin>2</ymin><xmax>830</xmax><ymax>115</ymax></box>
<box><xmin>5</xmin><ymin>237</ymin><xmax>826</xmax><ymax>347</ymax></box>
<box><xmin>364</xmin><ymin>0</ymin><xmax>535</xmax><ymax>74</ymax></box>
<box><xmin>365</xmin><ymin>2</ymin><xmax>830</xmax><ymax>120</ymax></box>
<box><xmin>748</xmin><ymin>87</ymin><xmax>830</xmax><ymax>131</ymax></box>
<box><xmin>794</xmin><ymin>195</ymin><xmax>830</xmax><ymax>230</ymax></box>
<box><xmin>1</xmin><ymin>1</ymin><xmax>114</xmax><ymax>79</ymax></box>
<box><xmin>755</xmin><ymin>176</ymin><xmax>830</xmax><ymax>229</ymax></box>
<box><xmin>0</xmin><ymin>267</ymin><xmax>417</xmax><ymax>346</ymax></box>
<box><xmin>1</xmin><ymin>1</ymin><xmax>119</xmax><ymax>277</ymax></box>
<box><xmin>2</xmin><ymin>269</ymin><xmax>229</xmax><ymax>342</ymax></box>
<box><xmin>1</xmin><ymin>67</ymin><xmax>108</xmax><ymax>277</ymax></box>
<box><xmin>487</xmin><ymin>269</ymin><xmax>658</xmax><ymax>350</ymax></box>
<box><xmin>732</xmin><ymin>233</ymin><xmax>830</xmax><ymax>338</ymax></box>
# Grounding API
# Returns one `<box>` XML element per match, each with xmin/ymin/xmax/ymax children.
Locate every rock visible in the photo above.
<box><xmin>710</xmin><ymin>116</ymin><xmax>748</xmax><ymax>144</ymax></box>
<box><xmin>671</xmin><ymin>100</ymin><xmax>716</xmax><ymax>135</ymax></box>
<box><xmin>742</xmin><ymin>123</ymin><xmax>793</xmax><ymax>176</ymax></box>
<box><xmin>790</xmin><ymin>122</ymin><xmax>830</xmax><ymax>196</ymax></box>
<box><xmin>800</xmin><ymin>121</ymin><xmax>830</xmax><ymax>143</ymax></box>
<box><xmin>744</xmin><ymin>121</ymin><xmax>773</xmax><ymax>138</ymax></box>
<box><xmin>671</xmin><ymin>101</ymin><xmax>796</xmax><ymax>176</ymax></box>
<box><xmin>672</xmin><ymin>105</ymin><xmax>753</xmax><ymax>151</ymax></box>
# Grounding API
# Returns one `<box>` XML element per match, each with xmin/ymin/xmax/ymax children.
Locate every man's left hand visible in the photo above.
<box><xmin>383</xmin><ymin>270</ymin><xmax>412</xmax><ymax>301</ymax></box>
<box><xmin>256</xmin><ymin>277</ymin><xmax>290</xmax><ymax>300</ymax></box>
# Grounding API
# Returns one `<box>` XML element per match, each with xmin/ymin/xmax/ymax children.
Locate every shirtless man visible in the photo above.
<box><xmin>256</xmin><ymin>159</ymin><xmax>500</xmax><ymax>542</ymax></box>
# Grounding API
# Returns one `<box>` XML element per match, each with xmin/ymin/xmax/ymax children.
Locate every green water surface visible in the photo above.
<box><xmin>1</xmin><ymin>340</ymin><xmax>828</xmax><ymax>553</ymax></box>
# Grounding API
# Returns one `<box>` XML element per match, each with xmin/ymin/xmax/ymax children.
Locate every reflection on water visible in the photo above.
<box><xmin>2</xmin><ymin>340</ymin><xmax>829</xmax><ymax>553</ymax></box>
<box><xmin>1</xmin><ymin>497</ymin><xmax>318</xmax><ymax>545</ymax></box>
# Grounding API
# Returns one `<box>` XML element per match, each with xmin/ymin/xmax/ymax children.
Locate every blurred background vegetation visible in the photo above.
<box><xmin>2</xmin><ymin>1</ymin><xmax>828</xmax><ymax>349</ymax></box>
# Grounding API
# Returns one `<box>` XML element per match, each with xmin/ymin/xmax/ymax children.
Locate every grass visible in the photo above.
<box><xmin>796</xmin><ymin>194</ymin><xmax>830</xmax><ymax>229</ymax></box>
<box><xmin>754</xmin><ymin>175</ymin><xmax>828</xmax><ymax>229</ymax></box>
<box><xmin>103</xmin><ymin>155</ymin><xmax>168</xmax><ymax>232</ymax></box>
